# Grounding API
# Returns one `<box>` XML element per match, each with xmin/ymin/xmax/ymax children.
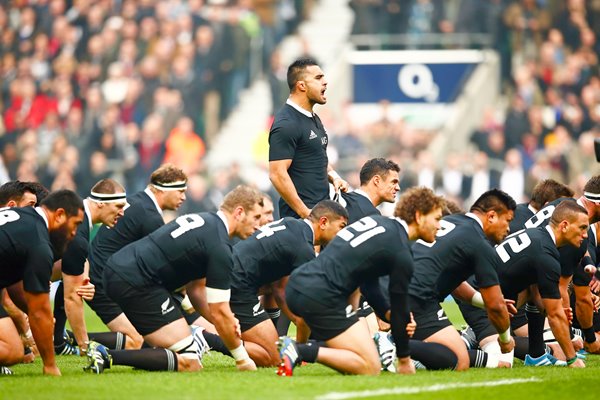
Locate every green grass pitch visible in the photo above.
<box><xmin>2</xmin><ymin>302</ymin><xmax>598</xmax><ymax>400</ymax></box>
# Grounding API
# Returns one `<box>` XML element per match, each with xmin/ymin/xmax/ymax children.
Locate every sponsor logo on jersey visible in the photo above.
<box><xmin>308</xmin><ymin>130</ymin><xmax>318</xmax><ymax>140</ymax></box>
<box><xmin>437</xmin><ymin>309</ymin><xmax>448</xmax><ymax>321</ymax></box>
<box><xmin>161</xmin><ymin>297</ymin><xmax>175</xmax><ymax>315</ymax></box>
<box><xmin>345</xmin><ymin>304</ymin><xmax>357</xmax><ymax>318</ymax></box>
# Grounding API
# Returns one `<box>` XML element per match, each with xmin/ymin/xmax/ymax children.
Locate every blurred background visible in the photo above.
<box><xmin>0</xmin><ymin>0</ymin><xmax>598</xmax><ymax>218</ymax></box>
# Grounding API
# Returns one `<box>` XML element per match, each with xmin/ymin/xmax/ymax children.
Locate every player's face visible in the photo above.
<box><xmin>416</xmin><ymin>207</ymin><xmax>443</xmax><ymax>243</ymax></box>
<box><xmin>237</xmin><ymin>204</ymin><xmax>263</xmax><ymax>239</ymax></box>
<box><xmin>487</xmin><ymin>210</ymin><xmax>514</xmax><ymax>244</ymax></box>
<box><xmin>163</xmin><ymin>189</ymin><xmax>186</xmax><ymax>210</ymax></box>
<box><xmin>99</xmin><ymin>201</ymin><xmax>126</xmax><ymax>228</ymax></box>
<box><xmin>319</xmin><ymin>216</ymin><xmax>348</xmax><ymax>245</ymax></box>
<box><xmin>378</xmin><ymin>171</ymin><xmax>400</xmax><ymax>203</ymax></box>
<box><xmin>303</xmin><ymin>65</ymin><xmax>327</xmax><ymax>105</ymax></box>
<box><xmin>259</xmin><ymin>199</ymin><xmax>274</xmax><ymax>226</ymax></box>
<box><xmin>563</xmin><ymin>213</ymin><xmax>589</xmax><ymax>247</ymax></box>
<box><xmin>17</xmin><ymin>191</ymin><xmax>37</xmax><ymax>207</ymax></box>
<box><xmin>50</xmin><ymin>209</ymin><xmax>84</xmax><ymax>257</ymax></box>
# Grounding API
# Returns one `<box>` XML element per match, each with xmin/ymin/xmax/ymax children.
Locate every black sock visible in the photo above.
<box><xmin>525</xmin><ymin>303</ymin><xmax>546</xmax><ymax>358</ymax></box>
<box><xmin>468</xmin><ymin>349</ymin><xmax>488</xmax><ymax>368</ymax></box>
<box><xmin>296</xmin><ymin>342</ymin><xmax>320</xmax><ymax>363</ymax></box>
<box><xmin>409</xmin><ymin>340</ymin><xmax>457</xmax><ymax>370</ymax></box>
<box><xmin>53</xmin><ymin>282</ymin><xmax>67</xmax><ymax>346</ymax></box>
<box><xmin>108</xmin><ymin>349</ymin><xmax>178</xmax><ymax>371</ymax></box>
<box><xmin>513</xmin><ymin>336</ymin><xmax>529</xmax><ymax>360</ymax></box>
<box><xmin>277</xmin><ymin>314</ymin><xmax>291</xmax><ymax>336</ymax></box>
<box><xmin>202</xmin><ymin>331</ymin><xmax>231</xmax><ymax>357</ymax></box>
<box><xmin>89</xmin><ymin>332</ymin><xmax>127</xmax><ymax>350</ymax></box>
<box><xmin>265</xmin><ymin>308</ymin><xmax>280</xmax><ymax>326</ymax></box>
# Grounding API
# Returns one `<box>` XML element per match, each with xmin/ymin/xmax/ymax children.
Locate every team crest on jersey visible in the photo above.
<box><xmin>252</xmin><ymin>302</ymin><xmax>265</xmax><ymax>317</ymax></box>
<box><xmin>161</xmin><ymin>297</ymin><xmax>175</xmax><ymax>315</ymax></box>
<box><xmin>321</xmin><ymin>136</ymin><xmax>327</xmax><ymax>145</ymax></box>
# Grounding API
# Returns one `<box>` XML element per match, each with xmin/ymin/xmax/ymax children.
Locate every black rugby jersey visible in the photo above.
<box><xmin>509</xmin><ymin>203</ymin><xmax>535</xmax><ymax>234</ymax></box>
<box><xmin>287</xmin><ymin>215</ymin><xmax>414</xmax><ymax>357</ymax></box>
<box><xmin>341</xmin><ymin>190</ymin><xmax>380</xmax><ymax>224</ymax></box>
<box><xmin>62</xmin><ymin>202</ymin><xmax>92</xmax><ymax>276</ymax></box>
<box><xmin>496</xmin><ymin>226</ymin><xmax>561</xmax><ymax>300</ymax></box>
<box><xmin>231</xmin><ymin>217</ymin><xmax>315</xmax><ymax>296</ymax></box>
<box><xmin>0</xmin><ymin>207</ymin><xmax>55</xmax><ymax>293</ymax></box>
<box><xmin>409</xmin><ymin>213</ymin><xmax>501</xmax><ymax>303</ymax></box>
<box><xmin>269</xmin><ymin>102</ymin><xmax>329</xmax><ymax>218</ymax></box>
<box><xmin>89</xmin><ymin>189</ymin><xmax>164</xmax><ymax>284</ymax></box>
<box><xmin>106</xmin><ymin>212</ymin><xmax>232</xmax><ymax>292</ymax></box>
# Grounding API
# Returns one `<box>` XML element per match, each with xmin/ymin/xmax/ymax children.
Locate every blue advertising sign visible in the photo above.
<box><xmin>349</xmin><ymin>51</ymin><xmax>483</xmax><ymax>104</ymax></box>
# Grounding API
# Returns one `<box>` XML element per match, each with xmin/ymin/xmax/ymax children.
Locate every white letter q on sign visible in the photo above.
<box><xmin>398</xmin><ymin>64</ymin><xmax>439</xmax><ymax>102</ymax></box>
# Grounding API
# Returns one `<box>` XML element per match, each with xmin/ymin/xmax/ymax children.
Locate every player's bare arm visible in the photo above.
<box><xmin>269</xmin><ymin>159</ymin><xmax>310</xmax><ymax>218</ymax></box>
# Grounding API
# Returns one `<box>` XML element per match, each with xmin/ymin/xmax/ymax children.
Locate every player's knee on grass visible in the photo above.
<box><xmin>169</xmin><ymin>335</ymin><xmax>201</xmax><ymax>372</ymax></box>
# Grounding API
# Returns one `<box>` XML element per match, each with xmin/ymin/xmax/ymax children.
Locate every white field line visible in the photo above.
<box><xmin>315</xmin><ymin>377</ymin><xmax>542</xmax><ymax>400</ymax></box>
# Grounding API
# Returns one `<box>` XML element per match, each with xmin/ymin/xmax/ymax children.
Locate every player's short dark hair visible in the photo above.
<box><xmin>41</xmin><ymin>189</ymin><xmax>84</xmax><ymax>217</ymax></box>
<box><xmin>287</xmin><ymin>57</ymin><xmax>319</xmax><ymax>90</ymax></box>
<box><xmin>308</xmin><ymin>200</ymin><xmax>348</xmax><ymax>222</ymax></box>
<box><xmin>470</xmin><ymin>189</ymin><xmax>516</xmax><ymax>215</ymax></box>
<box><xmin>583</xmin><ymin>175</ymin><xmax>600</xmax><ymax>195</ymax></box>
<box><xmin>550</xmin><ymin>200</ymin><xmax>588</xmax><ymax>227</ymax></box>
<box><xmin>91</xmin><ymin>178</ymin><xmax>125</xmax><ymax>194</ymax></box>
<box><xmin>24</xmin><ymin>181</ymin><xmax>49</xmax><ymax>206</ymax></box>
<box><xmin>0</xmin><ymin>180</ymin><xmax>28</xmax><ymax>206</ymax></box>
<box><xmin>221</xmin><ymin>185</ymin><xmax>264</xmax><ymax>213</ymax></box>
<box><xmin>359</xmin><ymin>158</ymin><xmax>400</xmax><ymax>186</ymax></box>
<box><xmin>394</xmin><ymin>187</ymin><xmax>445</xmax><ymax>224</ymax></box>
<box><xmin>150</xmin><ymin>164</ymin><xmax>187</xmax><ymax>186</ymax></box>
<box><xmin>530</xmin><ymin>179</ymin><xmax>573</xmax><ymax>210</ymax></box>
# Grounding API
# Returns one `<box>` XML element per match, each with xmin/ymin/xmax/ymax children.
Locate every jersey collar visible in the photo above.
<box><xmin>83</xmin><ymin>199</ymin><xmax>93</xmax><ymax>230</ymax></box>
<box><xmin>465</xmin><ymin>212</ymin><xmax>484</xmax><ymax>230</ymax></box>
<box><xmin>545</xmin><ymin>225</ymin><xmax>557</xmax><ymax>245</ymax></box>
<box><xmin>302</xmin><ymin>218</ymin><xmax>315</xmax><ymax>244</ymax></box>
<box><xmin>286</xmin><ymin>98</ymin><xmax>314</xmax><ymax>118</ymax></box>
<box><xmin>144</xmin><ymin>187</ymin><xmax>163</xmax><ymax>216</ymax></box>
<box><xmin>216</xmin><ymin>210</ymin><xmax>230</xmax><ymax>236</ymax></box>
<box><xmin>353</xmin><ymin>189</ymin><xmax>372</xmax><ymax>202</ymax></box>
<box><xmin>35</xmin><ymin>207</ymin><xmax>49</xmax><ymax>228</ymax></box>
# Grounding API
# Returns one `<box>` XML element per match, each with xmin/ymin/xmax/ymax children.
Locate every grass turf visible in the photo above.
<box><xmin>2</xmin><ymin>302</ymin><xmax>596</xmax><ymax>400</ymax></box>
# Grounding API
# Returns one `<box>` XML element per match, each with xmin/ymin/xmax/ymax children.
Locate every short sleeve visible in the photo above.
<box><xmin>205</xmin><ymin>243</ymin><xmax>234</xmax><ymax>291</ymax></box>
<box><xmin>473</xmin><ymin>244</ymin><xmax>501</xmax><ymax>288</ymax></box>
<box><xmin>61</xmin><ymin>232</ymin><xmax>88</xmax><ymax>276</ymax></box>
<box><xmin>536</xmin><ymin>254</ymin><xmax>561</xmax><ymax>299</ymax></box>
<box><xmin>269</xmin><ymin>117</ymin><xmax>301</xmax><ymax>161</ymax></box>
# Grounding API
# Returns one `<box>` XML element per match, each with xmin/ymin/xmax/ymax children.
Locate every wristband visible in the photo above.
<box><xmin>231</xmin><ymin>343</ymin><xmax>250</xmax><ymax>362</ymax></box>
<box><xmin>582</xmin><ymin>326</ymin><xmax>596</xmax><ymax>343</ymax></box>
<box><xmin>567</xmin><ymin>356</ymin><xmax>578</xmax><ymax>366</ymax></box>
<box><xmin>471</xmin><ymin>292</ymin><xmax>485</xmax><ymax>309</ymax></box>
<box><xmin>328</xmin><ymin>170</ymin><xmax>341</xmax><ymax>181</ymax></box>
<box><xmin>22</xmin><ymin>328</ymin><xmax>33</xmax><ymax>340</ymax></box>
<box><xmin>498</xmin><ymin>328</ymin><xmax>511</xmax><ymax>344</ymax></box>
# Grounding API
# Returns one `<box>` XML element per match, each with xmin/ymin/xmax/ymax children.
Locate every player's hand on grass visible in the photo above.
<box><xmin>396</xmin><ymin>356</ymin><xmax>415</xmax><ymax>375</ymax></box>
<box><xmin>76</xmin><ymin>278</ymin><xmax>95</xmax><ymax>301</ymax></box>
<box><xmin>498</xmin><ymin>336</ymin><xmax>515</xmax><ymax>354</ymax></box>
<box><xmin>572</xmin><ymin>335</ymin><xmax>584</xmax><ymax>351</ymax></box>
<box><xmin>235</xmin><ymin>358</ymin><xmax>257</xmax><ymax>371</ymax></box>
<box><xmin>569</xmin><ymin>358</ymin><xmax>585</xmax><ymax>368</ymax></box>
<box><xmin>43</xmin><ymin>364</ymin><xmax>61</xmax><ymax>376</ymax></box>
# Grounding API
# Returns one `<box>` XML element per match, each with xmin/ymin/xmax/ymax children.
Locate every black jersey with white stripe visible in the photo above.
<box><xmin>341</xmin><ymin>191</ymin><xmax>380</xmax><ymax>224</ymax></box>
<box><xmin>287</xmin><ymin>215</ymin><xmax>414</xmax><ymax>357</ymax></box>
<box><xmin>88</xmin><ymin>190</ymin><xmax>164</xmax><ymax>284</ymax></box>
<box><xmin>496</xmin><ymin>227</ymin><xmax>561</xmax><ymax>300</ymax></box>
<box><xmin>0</xmin><ymin>207</ymin><xmax>54</xmax><ymax>293</ymax></box>
<box><xmin>231</xmin><ymin>218</ymin><xmax>315</xmax><ymax>296</ymax></box>
<box><xmin>521</xmin><ymin>197</ymin><xmax>588</xmax><ymax>279</ymax></box>
<box><xmin>106</xmin><ymin>212</ymin><xmax>232</xmax><ymax>292</ymax></box>
<box><xmin>62</xmin><ymin>208</ymin><xmax>91</xmax><ymax>276</ymax></box>
<box><xmin>409</xmin><ymin>213</ymin><xmax>501</xmax><ymax>303</ymax></box>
